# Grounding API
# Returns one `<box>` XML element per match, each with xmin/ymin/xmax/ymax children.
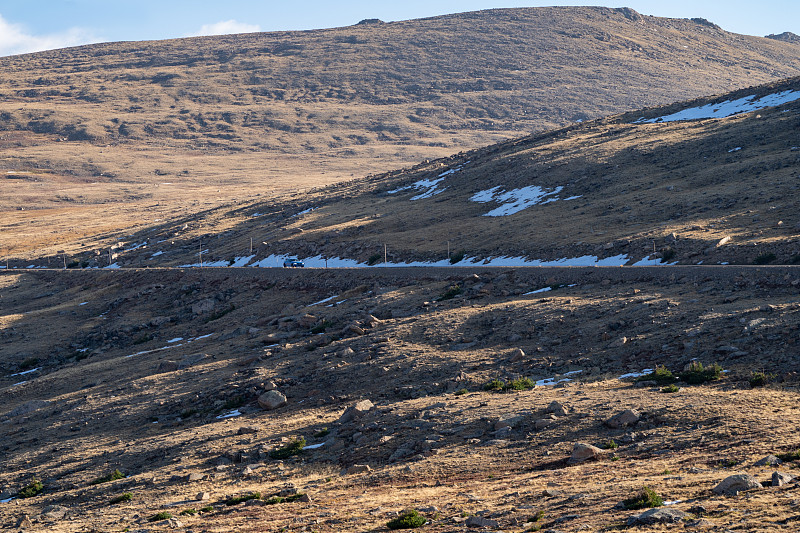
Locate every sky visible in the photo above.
<box><xmin>0</xmin><ymin>1</ymin><xmax>798</xmax><ymax>57</ymax></box>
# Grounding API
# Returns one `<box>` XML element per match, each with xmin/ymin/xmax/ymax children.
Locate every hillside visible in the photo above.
<box><xmin>4</xmin><ymin>6</ymin><xmax>800</xmax><ymax>257</ymax></box>
<box><xmin>53</xmin><ymin>76</ymin><xmax>800</xmax><ymax>271</ymax></box>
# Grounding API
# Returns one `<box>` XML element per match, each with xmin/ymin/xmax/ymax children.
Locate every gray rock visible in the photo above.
<box><xmin>196</xmin><ymin>492</ymin><xmax>211</xmax><ymax>501</ymax></box>
<box><xmin>712</xmin><ymin>473</ymin><xmax>763</xmax><ymax>495</ymax></box>
<box><xmin>509</xmin><ymin>348</ymin><xmax>526</xmax><ymax>363</ymax></box>
<box><xmin>535</xmin><ymin>418</ymin><xmax>554</xmax><ymax>430</ymax></box>
<box><xmin>494</xmin><ymin>415</ymin><xmax>524</xmax><ymax>430</ymax></box>
<box><xmin>568</xmin><ymin>442</ymin><xmax>604</xmax><ymax>464</ymax></box>
<box><xmin>466</xmin><ymin>515</ymin><xmax>500</xmax><ymax>528</ymax></box>
<box><xmin>237</xmin><ymin>426</ymin><xmax>258</xmax><ymax>435</ymax></box>
<box><xmin>192</xmin><ymin>299</ymin><xmax>216</xmax><ymax>315</ymax></box>
<box><xmin>177</xmin><ymin>353</ymin><xmax>208</xmax><ymax>370</ymax></box>
<box><xmin>772</xmin><ymin>471</ymin><xmax>796</xmax><ymax>487</ymax></box>
<box><xmin>6</xmin><ymin>400</ymin><xmax>50</xmax><ymax>418</ymax></box>
<box><xmin>40</xmin><ymin>505</ymin><xmax>68</xmax><ymax>521</ymax></box>
<box><xmin>605</xmin><ymin>409</ymin><xmax>640</xmax><ymax>429</ymax></box>
<box><xmin>257</xmin><ymin>390</ymin><xmax>287</xmax><ymax>410</ymax></box>
<box><xmin>338</xmin><ymin>399</ymin><xmax>374</xmax><ymax>423</ymax></box>
<box><xmin>341</xmin><ymin>464</ymin><xmax>372</xmax><ymax>476</ymax></box>
<box><xmin>546</xmin><ymin>401</ymin><xmax>567</xmax><ymax>417</ymax></box>
<box><xmin>627</xmin><ymin>508</ymin><xmax>689</xmax><ymax>526</ymax></box>
<box><xmin>685</xmin><ymin>518</ymin><xmax>715</xmax><ymax>528</ymax></box>
<box><xmin>755</xmin><ymin>454</ymin><xmax>783</xmax><ymax>466</ymax></box>
<box><xmin>16</xmin><ymin>515</ymin><xmax>32</xmax><ymax>529</ymax></box>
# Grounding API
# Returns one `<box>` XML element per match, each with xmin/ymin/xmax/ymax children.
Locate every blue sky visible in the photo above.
<box><xmin>1</xmin><ymin>1</ymin><xmax>798</xmax><ymax>57</ymax></box>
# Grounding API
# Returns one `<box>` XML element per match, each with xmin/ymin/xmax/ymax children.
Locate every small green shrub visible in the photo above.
<box><xmin>437</xmin><ymin>284</ymin><xmax>463</xmax><ymax>301</ymax></box>
<box><xmin>91</xmin><ymin>469</ymin><xmax>125</xmax><ymax>485</ymax></box>
<box><xmin>679</xmin><ymin>362</ymin><xmax>722</xmax><ymax>384</ymax></box>
<box><xmin>313</xmin><ymin>428</ymin><xmax>330</xmax><ymax>438</ymax></box>
<box><xmin>149</xmin><ymin>511</ymin><xmax>173</xmax><ymax>522</ymax></box>
<box><xmin>483</xmin><ymin>378</ymin><xmax>505</xmax><ymax>392</ymax></box>
<box><xmin>530</xmin><ymin>510</ymin><xmax>545</xmax><ymax>522</ymax></box>
<box><xmin>637</xmin><ymin>365</ymin><xmax>675</xmax><ymax>385</ymax></box>
<box><xmin>110</xmin><ymin>493</ymin><xmax>132</xmax><ymax>504</ymax></box>
<box><xmin>454</xmin><ymin>388</ymin><xmax>468</xmax><ymax>396</ymax></box>
<box><xmin>225</xmin><ymin>492</ymin><xmax>261</xmax><ymax>506</ymax></box>
<box><xmin>269</xmin><ymin>438</ymin><xmax>306</xmax><ymax>460</ymax></box>
<box><xmin>602</xmin><ymin>439</ymin><xmax>619</xmax><ymax>450</ymax></box>
<box><xmin>222</xmin><ymin>395</ymin><xmax>245</xmax><ymax>410</ymax></box>
<box><xmin>199</xmin><ymin>505</ymin><xmax>214</xmax><ymax>513</ymax></box>
<box><xmin>132</xmin><ymin>334</ymin><xmax>152</xmax><ymax>345</ymax></box>
<box><xmin>17</xmin><ymin>479</ymin><xmax>43</xmax><ymax>499</ymax></box>
<box><xmin>265</xmin><ymin>493</ymin><xmax>306</xmax><ymax>504</ymax></box>
<box><xmin>623</xmin><ymin>486</ymin><xmax>663</xmax><ymax>510</ymax></box>
<box><xmin>387</xmin><ymin>509</ymin><xmax>427</xmax><ymax>529</ymax></box>
<box><xmin>753</xmin><ymin>252</ymin><xmax>777</xmax><ymax>265</ymax></box>
<box><xmin>777</xmin><ymin>450</ymin><xmax>800</xmax><ymax>462</ymax></box>
<box><xmin>179</xmin><ymin>508</ymin><xmax>197</xmax><ymax>516</ymax></box>
<box><xmin>505</xmin><ymin>377</ymin><xmax>535</xmax><ymax>391</ymax></box>
<box><xmin>749</xmin><ymin>371</ymin><xmax>775</xmax><ymax>388</ymax></box>
<box><xmin>661</xmin><ymin>384</ymin><xmax>680</xmax><ymax>393</ymax></box>
<box><xmin>367</xmin><ymin>253</ymin><xmax>382</xmax><ymax>266</ymax></box>
<box><xmin>19</xmin><ymin>357</ymin><xmax>39</xmax><ymax>371</ymax></box>
<box><xmin>660</xmin><ymin>248</ymin><xmax>676</xmax><ymax>263</ymax></box>
<box><xmin>179</xmin><ymin>409</ymin><xmax>197</xmax><ymax>419</ymax></box>
<box><xmin>449</xmin><ymin>250</ymin><xmax>466</xmax><ymax>264</ymax></box>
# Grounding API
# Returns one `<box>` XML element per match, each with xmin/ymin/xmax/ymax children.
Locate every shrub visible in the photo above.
<box><xmin>678</xmin><ymin>362</ymin><xmax>722</xmax><ymax>384</ymax></box>
<box><xmin>437</xmin><ymin>285</ymin><xmax>463</xmax><ymax>301</ymax></box>
<box><xmin>483</xmin><ymin>378</ymin><xmax>505</xmax><ymax>392</ymax></box>
<box><xmin>602</xmin><ymin>439</ymin><xmax>619</xmax><ymax>450</ymax></box>
<box><xmin>19</xmin><ymin>357</ymin><xmax>39</xmax><ymax>371</ymax></box>
<box><xmin>637</xmin><ymin>365</ymin><xmax>675</xmax><ymax>385</ymax></box>
<box><xmin>110</xmin><ymin>493</ymin><xmax>132</xmax><ymax>504</ymax></box>
<box><xmin>454</xmin><ymin>388</ymin><xmax>468</xmax><ymax>396</ymax></box>
<box><xmin>17</xmin><ymin>479</ymin><xmax>43</xmax><ymax>499</ymax></box>
<box><xmin>505</xmin><ymin>377</ymin><xmax>535</xmax><ymax>391</ymax></box>
<box><xmin>367</xmin><ymin>253</ymin><xmax>382</xmax><ymax>266</ymax></box>
<box><xmin>91</xmin><ymin>469</ymin><xmax>125</xmax><ymax>485</ymax></box>
<box><xmin>749</xmin><ymin>371</ymin><xmax>775</xmax><ymax>388</ymax></box>
<box><xmin>132</xmin><ymin>334</ymin><xmax>152</xmax><ymax>345</ymax></box>
<box><xmin>149</xmin><ymin>511</ymin><xmax>173</xmax><ymax>522</ymax></box>
<box><xmin>310</xmin><ymin>320</ymin><xmax>332</xmax><ymax>334</ymax></box>
<box><xmin>777</xmin><ymin>450</ymin><xmax>800</xmax><ymax>462</ymax></box>
<box><xmin>313</xmin><ymin>428</ymin><xmax>330</xmax><ymax>438</ymax></box>
<box><xmin>199</xmin><ymin>505</ymin><xmax>214</xmax><ymax>513</ymax></box>
<box><xmin>623</xmin><ymin>486</ymin><xmax>663</xmax><ymax>510</ymax></box>
<box><xmin>661</xmin><ymin>384</ymin><xmax>680</xmax><ymax>393</ymax></box>
<box><xmin>225</xmin><ymin>492</ymin><xmax>261</xmax><ymax>506</ymax></box>
<box><xmin>205</xmin><ymin>304</ymin><xmax>235</xmax><ymax>323</ymax></box>
<box><xmin>222</xmin><ymin>395</ymin><xmax>245</xmax><ymax>410</ymax></box>
<box><xmin>269</xmin><ymin>438</ymin><xmax>306</xmax><ymax>460</ymax></box>
<box><xmin>179</xmin><ymin>508</ymin><xmax>197</xmax><ymax>516</ymax></box>
<box><xmin>387</xmin><ymin>509</ymin><xmax>427</xmax><ymax>529</ymax></box>
<box><xmin>660</xmin><ymin>248</ymin><xmax>676</xmax><ymax>263</ymax></box>
<box><xmin>449</xmin><ymin>250</ymin><xmax>466</xmax><ymax>264</ymax></box>
<box><xmin>180</xmin><ymin>409</ymin><xmax>197</xmax><ymax>419</ymax></box>
<box><xmin>753</xmin><ymin>252</ymin><xmax>777</xmax><ymax>265</ymax></box>
<box><xmin>265</xmin><ymin>493</ymin><xmax>306</xmax><ymax>504</ymax></box>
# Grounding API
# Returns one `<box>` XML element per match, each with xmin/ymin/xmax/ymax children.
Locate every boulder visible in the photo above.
<box><xmin>509</xmin><ymin>348</ymin><xmax>526</xmax><ymax>363</ymax></box>
<box><xmin>627</xmin><ymin>508</ymin><xmax>689</xmax><ymax>526</ymax></box>
<box><xmin>712</xmin><ymin>473</ymin><xmax>763</xmax><ymax>495</ymax></box>
<box><xmin>568</xmin><ymin>442</ymin><xmax>604</xmax><ymax>464</ymax></box>
<box><xmin>338</xmin><ymin>399</ymin><xmax>374</xmax><ymax>423</ymax></box>
<box><xmin>257</xmin><ymin>390</ymin><xmax>287</xmax><ymax>410</ymax></box>
<box><xmin>754</xmin><ymin>454</ymin><xmax>782</xmax><ymax>466</ymax></box>
<box><xmin>772</xmin><ymin>471</ymin><xmax>796</xmax><ymax>487</ymax></box>
<box><xmin>546</xmin><ymin>401</ymin><xmax>567</xmax><ymax>417</ymax></box>
<box><xmin>341</xmin><ymin>464</ymin><xmax>372</xmax><ymax>476</ymax></box>
<box><xmin>40</xmin><ymin>505</ymin><xmax>68</xmax><ymax>521</ymax></box>
<box><xmin>465</xmin><ymin>515</ymin><xmax>499</xmax><ymax>528</ymax></box>
<box><xmin>605</xmin><ymin>409</ymin><xmax>640</xmax><ymax>429</ymax></box>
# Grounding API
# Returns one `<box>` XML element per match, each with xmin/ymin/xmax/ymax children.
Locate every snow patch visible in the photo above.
<box><xmin>216</xmin><ymin>409</ymin><xmax>242</xmax><ymax>419</ymax></box>
<box><xmin>636</xmin><ymin>90</ymin><xmax>800</xmax><ymax>123</ymax></box>
<box><xmin>471</xmin><ymin>185</ymin><xmax>579</xmax><ymax>216</ymax></box>
<box><xmin>150</xmin><ymin>251</ymin><xmax>164</xmax><ymax>258</ymax></box>
<box><xmin>303</xmin><ymin>442</ymin><xmax>325</xmax><ymax>450</ymax></box>
<box><xmin>309</xmin><ymin>295</ymin><xmax>339</xmax><ymax>306</ymax></box>
<box><xmin>8</xmin><ymin>367</ymin><xmax>40</xmax><ymax>377</ymax></box>
<box><xmin>618</xmin><ymin>369</ymin><xmax>654</xmax><ymax>380</ymax></box>
<box><xmin>167</xmin><ymin>337</ymin><xmax>184</xmax><ymax>343</ymax></box>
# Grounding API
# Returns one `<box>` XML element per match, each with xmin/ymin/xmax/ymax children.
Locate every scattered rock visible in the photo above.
<box><xmin>196</xmin><ymin>492</ymin><xmax>211</xmax><ymax>501</ymax></box>
<box><xmin>40</xmin><ymin>505</ymin><xmax>68</xmax><ymax>521</ymax></box>
<box><xmin>755</xmin><ymin>454</ymin><xmax>782</xmax><ymax>466</ymax></box>
<box><xmin>177</xmin><ymin>353</ymin><xmax>208</xmax><ymax>369</ymax></box>
<box><xmin>535</xmin><ymin>418</ymin><xmax>554</xmax><ymax>430</ymax></box>
<box><xmin>257</xmin><ymin>390</ymin><xmax>287</xmax><ymax>410</ymax></box>
<box><xmin>237</xmin><ymin>426</ymin><xmax>258</xmax><ymax>435</ymax></box>
<box><xmin>16</xmin><ymin>515</ymin><xmax>32</xmax><ymax>529</ymax></box>
<box><xmin>712</xmin><ymin>473</ymin><xmax>763</xmax><ymax>495</ymax></box>
<box><xmin>338</xmin><ymin>399</ymin><xmax>374</xmax><ymax>423</ymax></box>
<box><xmin>185</xmin><ymin>472</ymin><xmax>205</xmax><ymax>482</ymax></box>
<box><xmin>509</xmin><ymin>348</ymin><xmax>526</xmax><ymax>363</ymax></box>
<box><xmin>685</xmin><ymin>518</ymin><xmax>715</xmax><ymax>528</ymax></box>
<box><xmin>157</xmin><ymin>361</ymin><xmax>180</xmax><ymax>373</ymax></box>
<box><xmin>466</xmin><ymin>515</ymin><xmax>499</xmax><ymax>528</ymax></box>
<box><xmin>546</xmin><ymin>401</ymin><xmax>567</xmax><ymax>417</ymax></box>
<box><xmin>772</xmin><ymin>471</ymin><xmax>796</xmax><ymax>487</ymax></box>
<box><xmin>605</xmin><ymin>409</ymin><xmax>640</xmax><ymax>429</ymax></box>
<box><xmin>494</xmin><ymin>416</ymin><xmax>524</xmax><ymax>430</ymax></box>
<box><xmin>6</xmin><ymin>400</ymin><xmax>50</xmax><ymax>418</ymax></box>
<box><xmin>627</xmin><ymin>508</ymin><xmax>689</xmax><ymax>526</ymax></box>
<box><xmin>192</xmin><ymin>299</ymin><xmax>216</xmax><ymax>315</ymax></box>
<box><xmin>341</xmin><ymin>464</ymin><xmax>372</xmax><ymax>476</ymax></box>
<box><xmin>568</xmin><ymin>442</ymin><xmax>604</xmax><ymax>464</ymax></box>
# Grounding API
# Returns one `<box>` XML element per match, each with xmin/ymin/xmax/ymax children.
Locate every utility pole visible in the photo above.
<box><xmin>384</xmin><ymin>244</ymin><xmax>387</xmax><ymax>265</ymax></box>
<box><xmin>653</xmin><ymin>241</ymin><xmax>657</xmax><ymax>266</ymax></box>
<box><xmin>447</xmin><ymin>241</ymin><xmax>450</xmax><ymax>262</ymax></box>
<box><xmin>250</xmin><ymin>237</ymin><xmax>253</xmax><ymax>255</ymax></box>
<box><xmin>199</xmin><ymin>242</ymin><xmax>203</xmax><ymax>268</ymax></box>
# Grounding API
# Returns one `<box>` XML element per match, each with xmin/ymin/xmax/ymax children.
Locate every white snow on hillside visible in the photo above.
<box><xmin>387</xmin><ymin>164</ymin><xmax>468</xmax><ymax>200</ymax></box>
<box><xmin>635</xmin><ymin>90</ymin><xmax>800</xmax><ymax>123</ymax></box>
<box><xmin>471</xmin><ymin>185</ymin><xmax>581</xmax><ymax>216</ymax></box>
<box><xmin>248</xmin><ymin>253</ymin><xmax>631</xmax><ymax>268</ymax></box>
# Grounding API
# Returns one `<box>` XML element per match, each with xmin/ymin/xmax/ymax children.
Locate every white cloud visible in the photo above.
<box><xmin>189</xmin><ymin>20</ymin><xmax>261</xmax><ymax>37</ymax></box>
<box><xmin>0</xmin><ymin>14</ymin><xmax>100</xmax><ymax>57</ymax></box>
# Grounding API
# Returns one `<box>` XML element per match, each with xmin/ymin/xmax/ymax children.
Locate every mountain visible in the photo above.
<box><xmin>3</xmin><ymin>6</ymin><xmax>800</xmax><ymax>258</ymax></box>
<box><xmin>81</xmin><ymin>76</ymin><xmax>800</xmax><ymax>270</ymax></box>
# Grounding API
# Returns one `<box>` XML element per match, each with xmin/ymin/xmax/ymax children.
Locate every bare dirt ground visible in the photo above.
<box><xmin>2</xmin><ymin>266</ymin><xmax>800</xmax><ymax>532</ymax></box>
